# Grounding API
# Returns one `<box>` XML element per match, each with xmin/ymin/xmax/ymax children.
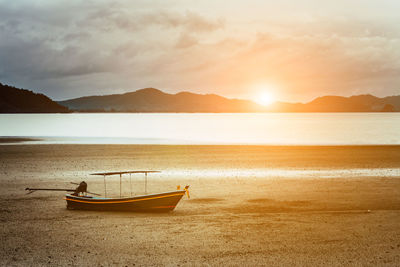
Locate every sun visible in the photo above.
<box><xmin>255</xmin><ymin>91</ymin><xmax>275</xmax><ymax>106</ymax></box>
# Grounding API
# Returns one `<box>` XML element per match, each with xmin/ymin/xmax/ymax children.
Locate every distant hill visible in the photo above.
<box><xmin>267</xmin><ymin>94</ymin><xmax>400</xmax><ymax>112</ymax></box>
<box><xmin>58</xmin><ymin>88</ymin><xmax>263</xmax><ymax>112</ymax></box>
<box><xmin>59</xmin><ymin>88</ymin><xmax>400</xmax><ymax>113</ymax></box>
<box><xmin>0</xmin><ymin>83</ymin><xmax>69</xmax><ymax>113</ymax></box>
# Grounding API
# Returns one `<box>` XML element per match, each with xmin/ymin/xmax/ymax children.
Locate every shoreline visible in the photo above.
<box><xmin>1</xmin><ymin>137</ymin><xmax>400</xmax><ymax>146</ymax></box>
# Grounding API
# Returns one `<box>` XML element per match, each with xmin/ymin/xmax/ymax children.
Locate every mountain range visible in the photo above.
<box><xmin>59</xmin><ymin>88</ymin><xmax>400</xmax><ymax>112</ymax></box>
<box><xmin>0</xmin><ymin>82</ymin><xmax>399</xmax><ymax>113</ymax></box>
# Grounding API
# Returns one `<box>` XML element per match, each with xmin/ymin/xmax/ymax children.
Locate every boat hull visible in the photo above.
<box><xmin>65</xmin><ymin>191</ymin><xmax>186</xmax><ymax>212</ymax></box>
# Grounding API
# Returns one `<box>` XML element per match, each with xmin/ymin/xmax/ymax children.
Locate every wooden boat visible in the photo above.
<box><xmin>26</xmin><ymin>170</ymin><xmax>189</xmax><ymax>213</ymax></box>
<box><xmin>65</xmin><ymin>190</ymin><xmax>187</xmax><ymax>212</ymax></box>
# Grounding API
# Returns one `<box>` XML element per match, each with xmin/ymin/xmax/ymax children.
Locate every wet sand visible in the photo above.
<box><xmin>1</xmin><ymin>145</ymin><xmax>400</xmax><ymax>266</ymax></box>
<box><xmin>0</xmin><ymin>137</ymin><xmax>42</xmax><ymax>143</ymax></box>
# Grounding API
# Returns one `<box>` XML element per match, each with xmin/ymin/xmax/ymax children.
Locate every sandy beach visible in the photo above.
<box><xmin>1</xmin><ymin>145</ymin><xmax>400</xmax><ymax>266</ymax></box>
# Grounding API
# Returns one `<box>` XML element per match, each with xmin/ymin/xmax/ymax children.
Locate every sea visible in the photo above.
<box><xmin>0</xmin><ymin>113</ymin><xmax>399</xmax><ymax>145</ymax></box>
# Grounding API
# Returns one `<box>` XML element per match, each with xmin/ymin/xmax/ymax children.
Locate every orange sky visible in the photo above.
<box><xmin>0</xmin><ymin>0</ymin><xmax>399</xmax><ymax>102</ymax></box>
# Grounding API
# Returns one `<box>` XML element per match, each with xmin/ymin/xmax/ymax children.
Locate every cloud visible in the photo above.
<box><xmin>0</xmin><ymin>34</ymin><xmax>119</xmax><ymax>80</ymax></box>
<box><xmin>175</xmin><ymin>33</ymin><xmax>198</xmax><ymax>49</ymax></box>
<box><xmin>80</xmin><ymin>6</ymin><xmax>224</xmax><ymax>34</ymax></box>
<box><xmin>0</xmin><ymin>1</ymin><xmax>224</xmax><ymax>82</ymax></box>
<box><xmin>62</xmin><ymin>32</ymin><xmax>91</xmax><ymax>42</ymax></box>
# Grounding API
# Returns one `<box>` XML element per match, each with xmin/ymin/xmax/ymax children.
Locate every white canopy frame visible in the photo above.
<box><xmin>90</xmin><ymin>171</ymin><xmax>161</xmax><ymax>198</ymax></box>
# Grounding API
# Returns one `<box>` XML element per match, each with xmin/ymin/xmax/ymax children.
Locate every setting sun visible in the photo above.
<box><xmin>255</xmin><ymin>91</ymin><xmax>276</xmax><ymax>106</ymax></box>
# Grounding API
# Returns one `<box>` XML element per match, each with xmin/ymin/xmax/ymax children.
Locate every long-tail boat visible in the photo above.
<box><xmin>26</xmin><ymin>170</ymin><xmax>189</xmax><ymax>212</ymax></box>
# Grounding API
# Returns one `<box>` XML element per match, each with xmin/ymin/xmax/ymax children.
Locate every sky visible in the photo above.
<box><xmin>0</xmin><ymin>0</ymin><xmax>399</xmax><ymax>102</ymax></box>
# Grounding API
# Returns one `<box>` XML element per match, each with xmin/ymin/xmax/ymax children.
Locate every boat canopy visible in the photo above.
<box><xmin>90</xmin><ymin>170</ymin><xmax>161</xmax><ymax>197</ymax></box>
<box><xmin>90</xmin><ymin>171</ymin><xmax>160</xmax><ymax>176</ymax></box>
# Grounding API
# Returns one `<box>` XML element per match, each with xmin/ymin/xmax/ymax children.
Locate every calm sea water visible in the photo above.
<box><xmin>0</xmin><ymin>113</ymin><xmax>399</xmax><ymax>145</ymax></box>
